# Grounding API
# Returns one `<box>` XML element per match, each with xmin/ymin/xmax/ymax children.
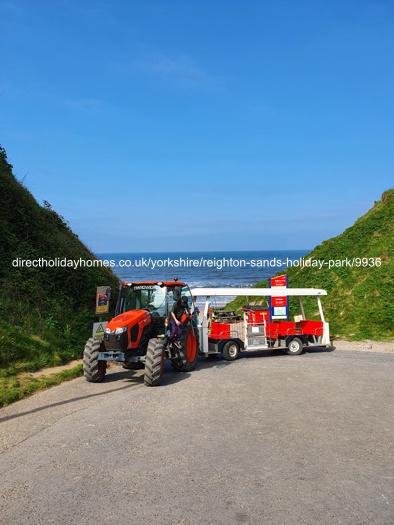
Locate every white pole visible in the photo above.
<box><xmin>299</xmin><ymin>296</ymin><xmax>306</xmax><ymax>320</ymax></box>
<box><xmin>317</xmin><ymin>297</ymin><xmax>325</xmax><ymax>323</ymax></box>
<box><xmin>204</xmin><ymin>296</ymin><xmax>210</xmax><ymax>319</ymax></box>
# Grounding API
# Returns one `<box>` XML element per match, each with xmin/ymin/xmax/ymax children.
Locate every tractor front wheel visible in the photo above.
<box><xmin>144</xmin><ymin>338</ymin><xmax>165</xmax><ymax>386</ymax></box>
<box><xmin>83</xmin><ymin>337</ymin><xmax>107</xmax><ymax>382</ymax></box>
<box><xmin>172</xmin><ymin>322</ymin><xmax>199</xmax><ymax>372</ymax></box>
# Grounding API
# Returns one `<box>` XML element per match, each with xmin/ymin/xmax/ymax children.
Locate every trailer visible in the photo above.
<box><xmin>191</xmin><ymin>287</ymin><xmax>331</xmax><ymax>360</ymax></box>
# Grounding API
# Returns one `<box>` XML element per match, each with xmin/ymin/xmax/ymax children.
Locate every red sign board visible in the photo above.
<box><xmin>269</xmin><ymin>275</ymin><xmax>289</xmax><ymax>320</ymax></box>
<box><xmin>270</xmin><ymin>275</ymin><xmax>288</xmax><ymax>288</ymax></box>
<box><xmin>271</xmin><ymin>296</ymin><xmax>287</xmax><ymax>307</ymax></box>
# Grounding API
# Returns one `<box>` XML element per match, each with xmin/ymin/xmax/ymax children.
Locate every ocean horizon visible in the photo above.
<box><xmin>96</xmin><ymin>250</ymin><xmax>310</xmax><ymax>305</ymax></box>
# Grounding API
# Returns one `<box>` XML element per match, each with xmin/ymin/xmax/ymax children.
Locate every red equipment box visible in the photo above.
<box><xmin>210</xmin><ymin>322</ymin><xmax>231</xmax><ymax>339</ymax></box>
<box><xmin>243</xmin><ymin>307</ymin><xmax>269</xmax><ymax>325</ymax></box>
<box><xmin>266</xmin><ymin>322</ymin><xmax>280</xmax><ymax>338</ymax></box>
<box><xmin>299</xmin><ymin>320</ymin><xmax>323</xmax><ymax>336</ymax></box>
<box><xmin>277</xmin><ymin>321</ymin><xmax>297</xmax><ymax>336</ymax></box>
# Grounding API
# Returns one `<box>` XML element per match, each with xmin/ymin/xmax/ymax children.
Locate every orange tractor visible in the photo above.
<box><xmin>83</xmin><ymin>280</ymin><xmax>199</xmax><ymax>386</ymax></box>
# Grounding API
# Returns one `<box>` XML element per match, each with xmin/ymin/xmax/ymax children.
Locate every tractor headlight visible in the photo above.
<box><xmin>115</xmin><ymin>326</ymin><xmax>128</xmax><ymax>335</ymax></box>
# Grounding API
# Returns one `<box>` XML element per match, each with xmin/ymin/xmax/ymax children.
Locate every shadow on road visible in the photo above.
<box><xmin>107</xmin><ymin>362</ymin><xmax>193</xmax><ymax>388</ymax></box>
<box><xmin>0</xmin><ymin>383</ymin><xmax>136</xmax><ymax>423</ymax></box>
<box><xmin>0</xmin><ymin>363</ymin><xmax>194</xmax><ymax>422</ymax></box>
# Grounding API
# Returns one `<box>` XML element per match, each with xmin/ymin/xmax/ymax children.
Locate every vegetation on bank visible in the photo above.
<box><xmin>227</xmin><ymin>189</ymin><xmax>394</xmax><ymax>341</ymax></box>
<box><xmin>0</xmin><ymin>145</ymin><xmax>119</xmax><ymax>406</ymax></box>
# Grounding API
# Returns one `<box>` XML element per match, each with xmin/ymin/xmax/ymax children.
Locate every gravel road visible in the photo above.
<box><xmin>0</xmin><ymin>347</ymin><xmax>393</xmax><ymax>525</ymax></box>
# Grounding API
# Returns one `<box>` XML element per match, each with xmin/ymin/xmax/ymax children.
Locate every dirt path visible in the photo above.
<box><xmin>333</xmin><ymin>339</ymin><xmax>394</xmax><ymax>353</ymax></box>
<box><xmin>29</xmin><ymin>359</ymin><xmax>83</xmax><ymax>378</ymax></box>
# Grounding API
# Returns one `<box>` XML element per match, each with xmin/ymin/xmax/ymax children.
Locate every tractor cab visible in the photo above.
<box><xmin>109</xmin><ymin>280</ymin><xmax>196</xmax><ymax>340</ymax></box>
<box><xmin>115</xmin><ymin>281</ymin><xmax>196</xmax><ymax>319</ymax></box>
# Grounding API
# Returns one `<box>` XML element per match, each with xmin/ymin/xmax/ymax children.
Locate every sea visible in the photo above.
<box><xmin>96</xmin><ymin>250</ymin><xmax>310</xmax><ymax>307</ymax></box>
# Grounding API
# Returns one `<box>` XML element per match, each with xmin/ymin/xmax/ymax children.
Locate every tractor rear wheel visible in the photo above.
<box><xmin>144</xmin><ymin>338</ymin><xmax>165</xmax><ymax>386</ymax></box>
<box><xmin>83</xmin><ymin>337</ymin><xmax>107</xmax><ymax>382</ymax></box>
<box><xmin>172</xmin><ymin>321</ymin><xmax>199</xmax><ymax>373</ymax></box>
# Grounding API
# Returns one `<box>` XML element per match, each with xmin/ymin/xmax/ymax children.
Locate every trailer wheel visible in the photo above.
<box><xmin>222</xmin><ymin>341</ymin><xmax>240</xmax><ymax>361</ymax></box>
<box><xmin>144</xmin><ymin>338</ymin><xmax>165</xmax><ymax>386</ymax></box>
<box><xmin>286</xmin><ymin>337</ymin><xmax>304</xmax><ymax>355</ymax></box>
<box><xmin>172</xmin><ymin>322</ymin><xmax>199</xmax><ymax>372</ymax></box>
<box><xmin>83</xmin><ymin>337</ymin><xmax>107</xmax><ymax>382</ymax></box>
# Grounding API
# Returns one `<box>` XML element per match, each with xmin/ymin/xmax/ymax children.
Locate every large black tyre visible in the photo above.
<box><xmin>171</xmin><ymin>321</ymin><xmax>199</xmax><ymax>373</ymax></box>
<box><xmin>222</xmin><ymin>340</ymin><xmax>240</xmax><ymax>361</ymax></box>
<box><xmin>286</xmin><ymin>336</ymin><xmax>304</xmax><ymax>355</ymax></box>
<box><xmin>144</xmin><ymin>338</ymin><xmax>165</xmax><ymax>386</ymax></box>
<box><xmin>83</xmin><ymin>337</ymin><xmax>107</xmax><ymax>382</ymax></box>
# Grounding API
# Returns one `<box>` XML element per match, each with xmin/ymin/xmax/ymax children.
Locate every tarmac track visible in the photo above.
<box><xmin>0</xmin><ymin>348</ymin><xmax>393</xmax><ymax>525</ymax></box>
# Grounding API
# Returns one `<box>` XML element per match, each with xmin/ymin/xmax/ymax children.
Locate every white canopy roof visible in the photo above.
<box><xmin>190</xmin><ymin>287</ymin><xmax>327</xmax><ymax>297</ymax></box>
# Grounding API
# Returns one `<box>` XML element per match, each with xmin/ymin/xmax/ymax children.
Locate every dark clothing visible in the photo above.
<box><xmin>169</xmin><ymin>319</ymin><xmax>184</xmax><ymax>341</ymax></box>
<box><xmin>171</xmin><ymin>300</ymin><xmax>186</xmax><ymax>321</ymax></box>
<box><xmin>170</xmin><ymin>300</ymin><xmax>188</xmax><ymax>343</ymax></box>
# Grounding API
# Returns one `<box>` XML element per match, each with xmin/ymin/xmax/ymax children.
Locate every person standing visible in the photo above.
<box><xmin>169</xmin><ymin>296</ymin><xmax>190</xmax><ymax>348</ymax></box>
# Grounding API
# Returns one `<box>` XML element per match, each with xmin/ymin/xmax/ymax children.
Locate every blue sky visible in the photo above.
<box><xmin>1</xmin><ymin>0</ymin><xmax>393</xmax><ymax>253</ymax></box>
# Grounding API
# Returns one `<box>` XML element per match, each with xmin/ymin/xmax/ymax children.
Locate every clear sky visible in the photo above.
<box><xmin>1</xmin><ymin>0</ymin><xmax>393</xmax><ymax>253</ymax></box>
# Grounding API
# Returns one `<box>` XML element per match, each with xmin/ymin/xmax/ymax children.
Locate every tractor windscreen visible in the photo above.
<box><xmin>123</xmin><ymin>285</ymin><xmax>166</xmax><ymax>316</ymax></box>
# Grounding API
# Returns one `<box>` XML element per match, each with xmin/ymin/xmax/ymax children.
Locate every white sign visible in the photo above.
<box><xmin>272</xmin><ymin>307</ymin><xmax>287</xmax><ymax>319</ymax></box>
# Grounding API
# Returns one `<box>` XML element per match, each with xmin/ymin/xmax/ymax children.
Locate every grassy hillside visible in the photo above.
<box><xmin>227</xmin><ymin>190</ymin><xmax>394</xmax><ymax>341</ymax></box>
<box><xmin>0</xmin><ymin>145</ymin><xmax>120</xmax><ymax>404</ymax></box>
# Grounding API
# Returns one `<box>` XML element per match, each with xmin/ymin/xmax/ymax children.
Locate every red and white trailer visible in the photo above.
<box><xmin>191</xmin><ymin>287</ymin><xmax>331</xmax><ymax>360</ymax></box>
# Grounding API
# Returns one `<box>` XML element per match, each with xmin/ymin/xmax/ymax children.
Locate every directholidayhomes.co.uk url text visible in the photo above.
<box><xmin>11</xmin><ymin>257</ymin><xmax>382</xmax><ymax>271</ymax></box>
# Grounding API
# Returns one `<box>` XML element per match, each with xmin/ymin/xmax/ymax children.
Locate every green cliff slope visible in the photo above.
<box><xmin>228</xmin><ymin>190</ymin><xmax>394</xmax><ymax>340</ymax></box>
<box><xmin>0</xmin><ymin>145</ymin><xmax>119</xmax><ymax>380</ymax></box>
